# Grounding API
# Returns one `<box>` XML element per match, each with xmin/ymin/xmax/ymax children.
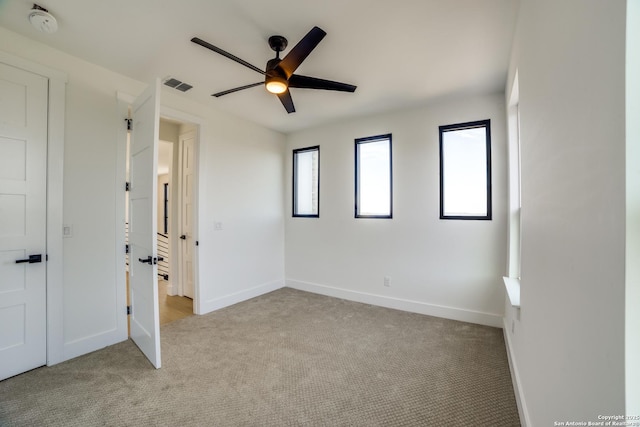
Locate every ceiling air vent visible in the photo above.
<box><xmin>163</xmin><ymin>77</ymin><xmax>193</xmax><ymax>92</ymax></box>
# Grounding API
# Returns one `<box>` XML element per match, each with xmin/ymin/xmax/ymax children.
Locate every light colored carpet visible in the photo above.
<box><xmin>0</xmin><ymin>288</ymin><xmax>520</xmax><ymax>426</ymax></box>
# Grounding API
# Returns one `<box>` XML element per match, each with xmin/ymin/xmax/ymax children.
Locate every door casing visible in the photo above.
<box><xmin>116</xmin><ymin>95</ymin><xmax>202</xmax><ymax>338</ymax></box>
<box><xmin>159</xmin><ymin>107</ymin><xmax>201</xmax><ymax>313</ymax></box>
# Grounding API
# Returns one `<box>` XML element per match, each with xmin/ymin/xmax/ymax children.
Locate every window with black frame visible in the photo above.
<box><xmin>439</xmin><ymin>120</ymin><xmax>492</xmax><ymax>220</ymax></box>
<box><xmin>355</xmin><ymin>134</ymin><xmax>392</xmax><ymax>219</ymax></box>
<box><xmin>292</xmin><ymin>146</ymin><xmax>320</xmax><ymax>217</ymax></box>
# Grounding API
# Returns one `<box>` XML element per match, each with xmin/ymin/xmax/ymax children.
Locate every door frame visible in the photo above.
<box><xmin>161</xmin><ymin>107</ymin><xmax>201</xmax><ymax>313</ymax></box>
<box><xmin>116</xmin><ymin>95</ymin><xmax>202</xmax><ymax>331</ymax></box>
<box><xmin>0</xmin><ymin>51</ymin><xmax>67</xmax><ymax>366</ymax></box>
<box><xmin>116</xmin><ymin>92</ymin><xmax>133</xmax><ymax>342</ymax></box>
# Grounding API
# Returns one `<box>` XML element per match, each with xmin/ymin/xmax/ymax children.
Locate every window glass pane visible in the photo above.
<box><xmin>356</xmin><ymin>135</ymin><xmax>392</xmax><ymax>218</ymax></box>
<box><xmin>293</xmin><ymin>147</ymin><xmax>319</xmax><ymax>217</ymax></box>
<box><xmin>440</xmin><ymin>121</ymin><xmax>491</xmax><ymax>219</ymax></box>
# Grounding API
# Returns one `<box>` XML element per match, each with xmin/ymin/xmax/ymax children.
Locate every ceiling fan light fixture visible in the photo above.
<box><xmin>266</xmin><ymin>76</ymin><xmax>287</xmax><ymax>94</ymax></box>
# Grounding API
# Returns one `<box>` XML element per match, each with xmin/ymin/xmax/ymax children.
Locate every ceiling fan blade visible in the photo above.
<box><xmin>212</xmin><ymin>82</ymin><xmax>263</xmax><ymax>97</ymax></box>
<box><xmin>277</xmin><ymin>89</ymin><xmax>296</xmax><ymax>114</ymax></box>
<box><xmin>191</xmin><ymin>37</ymin><xmax>265</xmax><ymax>76</ymax></box>
<box><xmin>278</xmin><ymin>26</ymin><xmax>326</xmax><ymax>78</ymax></box>
<box><xmin>289</xmin><ymin>74</ymin><xmax>357</xmax><ymax>92</ymax></box>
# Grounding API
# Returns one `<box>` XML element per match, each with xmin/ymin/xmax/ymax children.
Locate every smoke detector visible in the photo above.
<box><xmin>28</xmin><ymin>5</ymin><xmax>58</xmax><ymax>34</ymax></box>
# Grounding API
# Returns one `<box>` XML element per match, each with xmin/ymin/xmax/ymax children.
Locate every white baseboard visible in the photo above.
<box><xmin>286</xmin><ymin>279</ymin><xmax>503</xmax><ymax>328</ymax></box>
<box><xmin>61</xmin><ymin>328</ymin><xmax>125</xmax><ymax>364</ymax></box>
<box><xmin>200</xmin><ymin>279</ymin><xmax>285</xmax><ymax>314</ymax></box>
<box><xmin>503</xmin><ymin>319</ymin><xmax>530</xmax><ymax>427</ymax></box>
<box><xmin>164</xmin><ymin>280</ymin><xmax>177</xmax><ymax>296</ymax></box>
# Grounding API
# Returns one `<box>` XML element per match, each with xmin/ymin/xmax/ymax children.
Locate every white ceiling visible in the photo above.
<box><xmin>0</xmin><ymin>0</ymin><xmax>519</xmax><ymax>134</ymax></box>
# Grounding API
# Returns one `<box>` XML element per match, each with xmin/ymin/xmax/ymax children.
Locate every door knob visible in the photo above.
<box><xmin>180</xmin><ymin>235</ymin><xmax>186</xmax><ymax>240</ymax></box>
<box><xmin>15</xmin><ymin>254</ymin><xmax>42</xmax><ymax>264</ymax></box>
<box><xmin>138</xmin><ymin>256</ymin><xmax>153</xmax><ymax>264</ymax></box>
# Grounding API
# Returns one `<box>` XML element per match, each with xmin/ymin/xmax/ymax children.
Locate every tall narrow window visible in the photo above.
<box><xmin>507</xmin><ymin>72</ymin><xmax>522</xmax><ymax>279</ymax></box>
<box><xmin>355</xmin><ymin>134</ymin><xmax>392</xmax><ymax>218</ymax></box>
<box><xmin>293</xmin><ymin>146</ymin><xmax>319</xmax><ymax>217</ymax></box>
<box><xmin>439</xmin><ymin>120</ymin><xmax>491</xmax><ymax>220</ymax></box>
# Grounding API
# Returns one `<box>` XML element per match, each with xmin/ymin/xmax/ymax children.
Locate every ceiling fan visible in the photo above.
<box><xmin>191</xmin><ymin>26</ymin><xmax>357</xmax><ymax>114</ymax></box>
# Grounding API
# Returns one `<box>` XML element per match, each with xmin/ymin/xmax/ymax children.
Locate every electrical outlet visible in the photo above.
<box><xmin>384</xmin><ymin>276</ymin><xmax>391</xmax><ymax>287</ymax></box>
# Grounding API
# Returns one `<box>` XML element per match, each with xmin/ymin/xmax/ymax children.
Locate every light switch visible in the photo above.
<box><xmin>214</xmin><ymin>222</ymin><xmax>223</xmax><ymax>231</ymax></box>
<box><xmin>63</xmin><ymin>224</ymin><xmax>73</xmax><ymax>238</ymax></box>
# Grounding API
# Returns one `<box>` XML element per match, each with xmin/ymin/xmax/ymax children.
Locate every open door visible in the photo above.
<box><xmin>128</xmin><ymin>80</ymin><xmax>161</xmax><ymax>368</ymax></box>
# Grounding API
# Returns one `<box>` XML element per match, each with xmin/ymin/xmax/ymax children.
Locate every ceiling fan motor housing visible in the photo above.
<box><xmin>268</xmin><ymin>35</ymin><xmax>288</xmax><ymax>54</ymax></box>
<box><xmin>266</xmin><ymin>58</ymin><xmax>285</xmax><ymax>76</ymax></box>
<box><xmin>265</xmin><ymin>57</ymin><xmax>287</xmax><ymax>92</ymax></box>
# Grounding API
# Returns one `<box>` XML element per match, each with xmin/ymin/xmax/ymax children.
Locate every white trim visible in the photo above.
<box><xmin>160</xmin><ymin>106</ymin><xmax>203</xmax><ymax>125</ymax></box>
<box><xmin>627</xmin><ymin>0</ymin><xmax>640</xmax><ymax>414</ymax></box>
<box><xmin>45</xmin><ymin>75</ymin><xmax>66</xmax><ymax>366</ymax></box>
<box><xmin>114</xmin><ymin>96</ymin><xmax>130</xmax><ymax>344</ymax></box>
<box><xmin>503</xmin><ymin>276</ymin><xmax>521</xmax><ymax>308</ymax></box>
<box><xmin>200</xmin><ymin>280</ymin><xmax>285</xmax><ymax>314</ymax></box>
<box><xmin>62</xmin><ymin>328</ymin><xmax>119</xmax><ymax>361</ymax></box>
<box><xmin>506</xmin><ymin>72</ymin><xmax>522</xmax><ymax>281</ymax></box>
<box><xmin>503</xmin><ymin>319</ymin><xmax>531</xmax><ymax>427</ymax></box>
<box><xmin>115</xmin><ymin>94</ymin><xmax>205</xmax><ymax>316</ymax></box>
<box><xmin>286</xmin><ymin>279</ymin><xmax>504</xmax><ymax>328</ymax></box>
<box><xmin>176</xmin><ymin>133</ymin><xmax>185</xmax><ymax>296</ymax></box>
<box><xmin>0</xmin><ymin>50</ymin><xmax>67</xmax><ymax>82</ymax></box>
<box><xmin>116</xmin><ymin>90</ymin><xmax>136</xmax><ymax>346</ymax></box>
<box><xmin>0</xmin><ymin>50</ymin><xmax>68</xmax><ymax>366</ymax></box>
<box><xmin>159</xmin><ymin>106</ymin><xmax>203</xmax><ymax>315</ymax></box>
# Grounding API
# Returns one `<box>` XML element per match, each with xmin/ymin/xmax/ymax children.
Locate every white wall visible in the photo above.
<box><xmin>503</xmin><ymin>0</ymin><xmax>626</xmax><ymax>424</ymax></box>
<box><xmin>285</xmin><ymin>94</ymin><xmax>508</xmax><ymax>327</ymax></box>
<box><xmin>159</xmin><ymin>120</ymin><xmax>179</xmax><ymax>143</ymax></box>
<box><xmin>0</xmin><ymin>26</ymin><xmax>286</xmax><ymax>362</ymax></box>
<box><xmin>626</xmin><ymin>0</ymin><xmax>640</xmax><ymax>415</ymax></box>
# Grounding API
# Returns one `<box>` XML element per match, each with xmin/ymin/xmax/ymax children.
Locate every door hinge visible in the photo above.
<box><xmin>125</xmin><ymin>182</ymin><xmax>130</xmax><ymax>191</ymax></box>
<box><xmin>125</xmin><ymin>118</ymin><xmax>132</xmax><ymax>131</ymax></box>
<box><xmin>125</xmin><ymin>244</ymin><xmax>129</xmax><ymax>254</ymax></box>
<box><xmin>127</xmin><ymin>305</ymin><xmax>132</xmax><ymax>315</ymax></box>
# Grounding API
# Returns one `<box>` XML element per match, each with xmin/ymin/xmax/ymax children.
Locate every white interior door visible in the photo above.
<box><xmin>0</xmin><ymin>62</ymin><xmax>48</xmax><ymax>380</ymax></box>
<box><xmin>128</xmin><ymin>80</ymin><xmax>161</xmax><ymax>368</ymax></box>
<box><xmin>179</xmin><ymin>131</ymin><xmax>195</xmax><ymax>299</ymax></box>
